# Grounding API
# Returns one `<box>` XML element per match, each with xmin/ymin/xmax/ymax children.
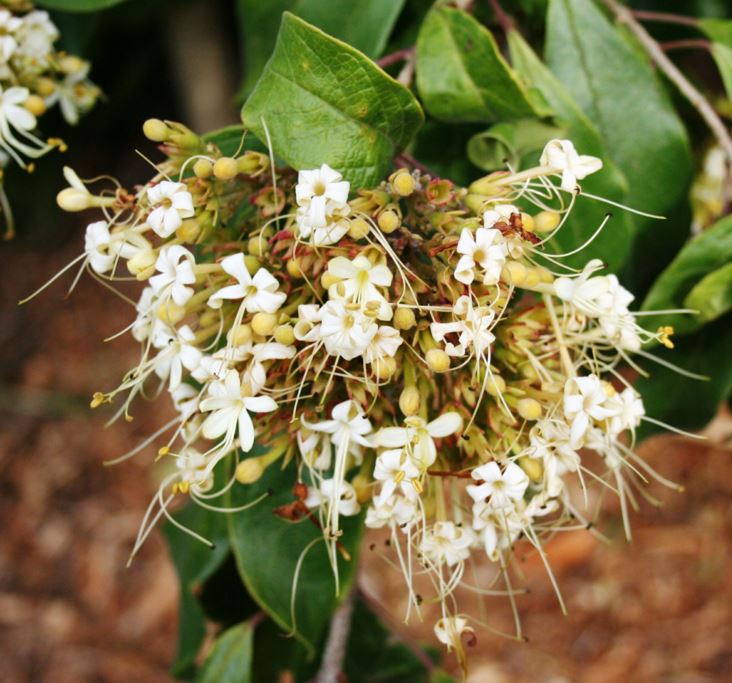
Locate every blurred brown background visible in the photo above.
<box><xmin>1</xmin><ymin>1</ymin><xmax>732</xmax><ymax>681</ymax></box>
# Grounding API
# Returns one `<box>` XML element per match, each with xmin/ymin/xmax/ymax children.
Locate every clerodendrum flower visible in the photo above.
<box><xmin>41</xmin><ymin>123</ymin><xmax>692</xmax><ymax>670</ymax></box>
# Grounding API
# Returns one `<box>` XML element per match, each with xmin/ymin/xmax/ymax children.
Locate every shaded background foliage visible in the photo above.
<box><xmin>1</xmin><ymin>0</ymin><xmax>732</xmax><ymax>680</ymax></box>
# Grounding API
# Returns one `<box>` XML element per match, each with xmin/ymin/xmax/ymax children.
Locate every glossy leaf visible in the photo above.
<box><xmin>642</xmin><ymin>214</ymin><xmax>732</xmax><ymax>334</ymax></box>
<box><xmin>195</xmin><ymin>622</ymin><xmax>253</xmax><ymax>683</ymax></box>
<box><xmin>683</xmin><ymin>261</ymin><xmax>732</xmax><ymax>325</ymax></box>
<box><xmin>710</xmin><ymin>42</ymin><xmax>732</xmax><ymax>101</ymax></box>
<box><xmin>36</xmin><ymin>0</ymin><xmax>127</xmax><ymax>10</ymax></box>
<box><xmin>415</xmin><ymin>6</ymin><xmax>544</xmax><ymax>123</ymax></box>
<box><xmin>226</xmin><ymin>449</ymin><xmax>365</xmax><ymax>655</ymax></box>
<box><xmin>237</xmin><ymin>0</ymin><xmax>406</xmax><ymax>97</ymax></box>
<box><xmin>636</xmin><ymin>315</ymin><xmax>732</xmax><ymax>439</ymax></box>
<box><xmin>241</xmin><ymin>12</ymin><xmax>424</xmax><ymax>189</ymax></box>
<box><xmin>699</xmin><ymin>17</ymin><xmax>732</xmax><ymax>48</ymax></box>
<box><xmin>545</xmin><ymin>0</ymin><xmax>692</xmax><ymax>216</ymax></box>
<box><xmin>507</xmin><ymin>29</ymin><xmax>635</xmax><ymax>271</ymax></box>
<box><xmin>164</xmin><ymin>503</ymin><xmax>231</xmax><ymax>678</ymax></box>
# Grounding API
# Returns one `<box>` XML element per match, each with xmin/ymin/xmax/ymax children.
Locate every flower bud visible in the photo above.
<box><xmin>523</xmin><ymin>268</ymin><xmax>540</xmax><ymax>288</ymax></box>
<box><xmin>176</xmin><ymin>218</ymin><xmax>201</xmax><ymax>242</ymax></box>
<box><xmin>521</xmin><ymin>212</ymin><xmax>535</xmax><ymax>232</ymax></box>
<box><xmin>236</xmin><ymin>456</ymin><xmax>267</xmax><ymax>483</ymax></box>
<box><xmin>59</xmin><ymin>55</ymin><xmax>85</xmax><ymax>75</ymax></box>
<box><xmin>127</xmin><ymin>248</ymin><xmax>156</xmax><ymax>274</ymax></box>
<box><xmin>501</xmin><ymin>260</ymin><xmax>527</xmax><ymax>287</ymax></box>
<box><xmin>518</xmin><ymin>455</ymin><xmax>544</xmax><ymax>482</ymax></box>
<box><xmin>393</xmin><ymin>307</ymin><xmax>416</xmax><ymax>330</ymax></box>
<box><xmin>348</xmin><ymin>217</ymin><xmax>370</xmax><ymax>240</ymax></box>
<box><xmin>517</xmin><ymin>398</ymin><xmax>542</xmax><ymax>421</ymax></box>
<box><xmin>486</xmin><ymin>375</ymin><xmax>505</xmax><ymax>396</ymax></box>
<box><xmin>248</xmin><ymin>235</ymin><xmax>267</xmax><ymax>256</ymax></box>
<box><xmin>143</xmin><ymin>118</ymin><xmax>169</xmax><ymax>142</ymax></box>
<box><xmin>57</xmin><ymin>187</ymin><xmax>93</xmax><ymax>212</ymax></box>
<box><xmin>377</xmin><ymin>209</ymin><xmax>400</xmax><ymax>234</ymax></box>
<box><xmin>193</xmin><ymin>159</ymin><xmax>213</xmax><ymax>178</ymax></box>
<box><xmin>36</xmin><ymin>77</ymin><xmax>56</xmax><ymax>97</ymax></box>
<box><xmin>274</xmin><ymin>324</ymin><xmax>295</xmax><ymax>346</ymax></box>
<box><xmin>426</xmin><ymin>348</ymin><xmax>450</xmax><ymax>373</ymax></box>
<box><xmin>464</xmin><ymin>194</ymin><xmax>488</xmax><ymax>215</ymax></box>
<box><xmin>352</xmin><ymin>473</ymin><xmax>373</xmax><ymax>504</ymax></box>
<box><xmin>373</xmin><ymin>356</ymin><xmax>397</xmax><ymax>379</ymax></box>
<box><xmin>237</xmin><ymin>151</ymin><xmax>269</xmax><ymax>176</ymax></box>
<box><xmin>536</xmin><ymin>266</ymin><xmax>554</xmax><ymax>284</ymax></box>
<box><xmin>469</xmin><ymin>175</ymin><xmax>506</xmax><ymax>196</ymax></box>
<box><xmin>287</xmin><ymin>258</ymin><xmax>304</xmax><ymax>278</ymax></box>
<box><xmin>534</xmin><ymin>210</ymin><xmax>560</xmax><ymax>233</ymax></box>
<box><xmin>157</xmin><ymin>301</ymin><xmax>186</xmax><ymax>325</ymax></box>
<box><xmin>23</xmin><ymin>95</ymin><xmax>45</xmax><ymax>117</ymax></box>
<box><xmin>399</xmin><ymin>386</ymin><xmax>420</xmax><ymax>416</ymax></box>
<box><xmin>231</xmin><ymin>324</ymin><xmax>253</xmax><ymax>346</ymax></box>
<box><xmin>213</xmin><ymin>157</ymin><xmax>239</xmax><ymax>181</ymax></box>
<box><xmin>251</xmin><ymin>312</ymin><xmax>278</xmax><ymax>336</ymax></box>
<box><xmin>391</xmin><ymin>169</ymin><xmax>416</xmax><ymax>197</ymax></box>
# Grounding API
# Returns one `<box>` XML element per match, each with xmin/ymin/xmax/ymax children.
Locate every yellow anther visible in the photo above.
<box><xmin>411</xmin><ymin>478</ymin><xmax>423</xmax><ymax>494</ymax></box>
<box><xmin>158</xmin><ymin>446</ymin><xmax>170</xmax><ymax>457</ymax></box>
<box><xmin>658</xmin><ymin>326</ymin><xmax>675</xmax><ymax>349</ymax></box>
<box><xmin>394</xmin><ymin>470</ymin><xmax>406</xmax><ymax>484</ymax></box>
<box><xmin>90</xmin><ymin>391</ymin><xmax>105</xmax><ymax>408</ymax></box>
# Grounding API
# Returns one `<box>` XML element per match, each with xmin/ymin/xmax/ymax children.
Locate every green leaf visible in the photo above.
<box><xmin>241</xmin><ymin>12</ymin><xmax>424</xmax><ymax>189</ymax></box>
<box><xmin>683</xmin><ymin>261</ymin><xmax>732</xmax><ymax>325</ymax></box>
<box><xmin>545</xmin><ymin>0</ymin><xmax>692</xmax><ymax>216</ymax></box>
<box><xmin>642</xmin><ymin>214</ymin><xmax>732</xmax><ymax>334</ymax></box>
<box><xmin>226</xmin><ymin>450</ymin><xmax>365</xmax><ymax>655</ymax></box>
<box><xmin>507</xmin><ymin>29</ymin><xmax>635</xmax><ymax>271</ymax></box>
<box><xmin>711</xmin><ymin>42</ymin><xmax>732</xmax><ymax>101</ymax></box>
<box><xmin>195</xmin><ymin>622</ymin><xmax>253</xmax><ymax>683</ymax></box>
<box><xmin>36</xmin><ymin>0</ymin><xmax>127</xmax><ymax>10</ymax></box>
<box><xmin>415</xmin><ymin>6</ymin><xmax>543</xmax><ymax>123</ymax></box>
<box><xmin>636</xmin><ymin>315</ymin><xmax>732</xmax><ymax>439</ymax></box>
<box><xmin>164</xmin><ymin>503</ymin><xmax>231</xmax><ymax>678</ymax></box>
<box><xmin>250</xmin><ymin>618</ymin><xmax>317</xmax><ymax>683</ymax></box>
<box><xmin>699</xmin><ymin>17</ymin><xmax>732</xmax><ymax>48</ymax></box>
<box><xmin>467</xmin><ymin>119</ymin><xmax>564</xmax><ymax>172</ymax></box>
<box><xmin>237</xmin><ymin>0</ymin><xmax>406</xmax><ymax>97</ymax></box>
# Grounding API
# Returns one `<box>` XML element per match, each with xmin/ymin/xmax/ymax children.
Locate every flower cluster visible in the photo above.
<box><xmin>43</xmin><ymin>118</ymin><xmax>682</xmax><ymax>664</ymax></box>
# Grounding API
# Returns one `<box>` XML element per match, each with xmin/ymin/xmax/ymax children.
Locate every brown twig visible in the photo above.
<box><xmin>660</xmin><ymin>39</ymin><xmax>711</xmax><ymax>52</ymax></box>
<box><xmin>376</xmin><ymin>47</ymin><xmax>415</xmax><ymax>69</ymax></box>
<box><xmin>629</xmin><ymin>9</ymin><xmax>699</xmax><ymax>29</ymax></box>
<box><xmin>487</xmin><ymin>0</ymin><xmax>514</xmax><ymax>33</ymax></box>
<box><xmin>395</xmin><ymin>152</ymin><xmax>435</xmax><ymax>177</ymax></box>
<box><xmin>312</xmin><ymin>587</ymin><xmax>355</xmax><ymax>683</ymax></box>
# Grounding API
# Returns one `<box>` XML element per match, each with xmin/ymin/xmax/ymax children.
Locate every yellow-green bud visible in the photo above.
<box><xmin>377</xmin><ymin>209</ymin><xmax>400</xmax><ymax>234</ymax></box>
<box><xmin>237</xmin><ymin>151</ymin><xmax>269</xmax><ymax>176</ymax></box>
<box><xmin>23</xmin><ymin>95</ymin><xmax>46</xmax><ymax>117</ymax></box>
<box><xmin>56</xmin><ymin>188</ymin><xmax>90</xmax><ymax>212</ymax></box>
<box><xmin>143</xmin><ymin>118</ymin><xmax>169</xmax><ymax>142</ymax></box>
<box><xmin>242</xmin><ymin>254</ymin><xmax>260</xmax><ymax>275</ymax></box>
<box><xmin>393</xmin><ymin>307</ymin><xmax>416</xmax><ymax>330</ymax></box>
<box><xmin>274</xmin><ymin>324</ymin><xmax>295</xmax><ymax>346</ymax></box>
<box><xmin>213</xmin><ymin>157</ymin><xmax>239</xmax><ymax>181</ymax></box>
<box><xmin>399</xmin><ymin>386</ymin><xmax>420</xmax><ymax>416</ymax></box>
<box><xmin>373</xmin><ymin>356</ymin><xmax>397</xmax><ymax>379</ymax></box>
<box><xmin>127</xmin><ymin>248</ymin><xmax>156</xmax><ymax>274</ymax></box>
<box><xmin>176</xmin><ymin>218</ymin><xmax>201</xmax><ymax>242</ymax></box>
<box><xmin>521</xmin><ymin>213</ymin><xmax>535</xmax><ymax>232</ymax></box>
<box><xmin>36</xmin><ymin>77</ymin><xmax>55</xmax><ymax>97</ymax></box>
<box><xmin>534</xmin><ymin>210</ymin><xmax>561</xmax><ymax>233</ymax></box>
<box><xmin>236</xmin><ymin>457</ymin><xmax>266</xmax><ymax>484</ymax></box>
<box><xmin>523</xmin><ymin>268</ymin><xmax>541</xmax><ymax>288</ymax></box>
<box><xmin>251</xmin><ymin>312</ymin><xmax>278</xmax><ymax>337</ymax></box>
<box><xmin>519</xmin><ymin>455</ymin><xmax>544</xmax><ymax>482</ymax></box>
<box><xmin>486</xmin><ymin>375</ymin><xmax>506</xmax><ymax>396</ymax></box>
<box><xmin>231</xmin><ymin>324</ymin><xmax>253</xmax><ymax>346</ymax></box>
<box><xmin>287</xmin><ymin>258</ymin><xmax>304</xmax><ymax>278</ymax></box>
<box><xmin>321</xmin><ymin>272</ymin><xmax>340</xmax><ymax>289</ymax></box>
<box><xmin>157</xmin><ymin>301</ymin><xmax>186</xmax><ymax>325</ymax></box>
<box><xmin>517</xmin><ymin>397</ymin><xmax>542</xmax><ymax>421</ymax></box>
<box><xmin>193</xmin><ymin>159</ymin><xmax>213</xmax><ymax>178</ymax></box>
<box><xmin>391</xmin><ymin>169</ymin><xmax>416</xmax><ymax>197</ymax></box>
<box><xmin>348</xmin><ymin>217</ymin><xmax>370</xmax><ymax>240</ymax></box>
<box><xmin>248</xmin><ymin>235</ymin><xmax>266</xmax><ymax>257</ymax></box>
<box><xmin>426</xmin><ymin>348</ymin><xmax>450</xmax><ymax>373</ymax></box>
<box><xmin>352</xmin><ymin>473</ymin><xmax>372</xmax><ymax>504</ymax></box>
<box><xmin>501</xmin><ymin>260</ymin><xmax>527</xmax><ymax>287</ymax></box>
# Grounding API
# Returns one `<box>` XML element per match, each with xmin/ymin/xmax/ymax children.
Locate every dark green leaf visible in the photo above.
<box><xmin>237</xmin><ymin>0</ymin><xmax>406</xmax><ymax>97</ymax></box>
<box><xmin>415</xmin><ymin>6</ymin><xmax>543</xmax><ymax>123</ymax></box>
<box><xmin>683</xmin><ymin>261</ymin><xmax>732</xmax><ymax>325</ymax></box>
<box><xmin>164</xmin><ymin>503</ymin><xmax>230</xmax><ymax>678</ymax></box>
<box><xmin>36</xmin><ymin>0</ymin><xmax>128</xmax><ymax>10</ymax></box>
<box><xmin>241</xmin><ymin>12</ymin><xmax>424</xmax><ymax>189</ymax></box>
<box><xmin>507</xmin><ymin>29</ymin><xmax>635</xmax><ymax>271</ymax></box>
<box><xmin>711</xmin><ymin>42</ymin><xmax>732</xmax><ymax>101</ymax></box>
<box><xmin>636</xmin><ymin>315</ymin><xmax>732</xmax><ymax>438</ymax></box>
<box><xmin>195</xmin><ymin>622</ymin><xmax>253</xmax><ymax>683</ymax></box>
<box><xmin>642</xmin><ymin>214</ymin><xmax>732</xmax><ymax>334</ymax></box>
<box><xmin>545</xmin><ymin>0</ymin><xmax>692</xmax><ymax>216</ymax></box>
<box><xmin>250</xmin><ymin>618</ymin><xmax>317</xmax><ymax>683</ymax></box>
<box><xmin>699</xmin><ymin>17</ymin><xmax>732</xmax><ymax>48</ymax></box>
<box><xmin>226</xmin><ymin>449</ymin><xmax>365</xmax><ymax>655</ymax></box>
<box><xmin>467</xmin><ymin>119</ymin><xmax>564</xmax><ymax>172</ymax></box>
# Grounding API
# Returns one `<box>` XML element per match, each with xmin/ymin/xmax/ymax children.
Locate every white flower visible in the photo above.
<box><xmin>466</xmin><ymin>461</ymin><xmax>529</xmax><ymax>509</ymax></box>
<box><xmin>0</xmin><ymin>85</ymin><xmax>50</xmax><ymax>166</ymax></box>
<box><xmin>606</xmin><ymin>387</ymin><xmax>645</xmax><ymax>435</ymax></box>
<box><xmin>365</xmin><ymin>494</ymin><xmax>418</xmax><ymax>530</ymax></box>
<box><xmin>0</xmin><ymin>10</ymin><xmax>22</xmax><ymax>61</ymax></box>
<box><xmin>434</xmin><ymin>616</ymin><xmax>474</xmax><ymax>650</ymax></box>
<box><xmin>293</xmin><ymin>304</ymin><xmax>322</xmax><ymax>342</ymax></box>
<box><xmin>295</xmin><ymin>163</ymin><xmax>350</xmax><ymax>224</ymax></box>
<box><xmin>297</xmin><ymin>428</ymin><xmax>332</xmax><ymax>470</ymax></box>
<box><xmin>15</xmin><ymin>11</ymin><xmax>58</xmax><ymax>62</ymax></box>
<box><xmin>529</xmin><ymin>420</ymin><xmax>580</xmax><ymax>497</ymax></box>
<box><xmin>430</xmin><ymin>295</ymin><xmax>495</xmax><ymax>357</ymax></box>
<box><xmin>327</xmin><ymin>254</ymin><xmax>393</xmax><ymax>318</ymax></box>
<box><xmin>483</xmin><ymin>203</ymin><xmax>520</xmax><ymax>229</ymax></box>
<box><xmin>454</xmin><ymin>227</ymin><xmax>507</xmax><ymax>286</ymax></box>
<box><xmin>319</xmin><ymin>300</ymin><xmax>377</xmax><ymax>360</ymax></box>
<box><xmin>199</xmin><ymin>369</ymin><xmax>278</xmax><ymax>451</ymax></box>
<box><xmin>563</xmin><ymin>375</ymin><xmax>619</xmax><ymax>448</ymax></box>
<box><xmin>472</xmin><ymin>503</ymin><xmax>524</xmax><ymax>560</ymax></box>
<box><xmin>84</xmin><ymin>221</ymin><xmax>115</xmax><ymax>274</ymax></box>
<box><xmin>52</xmin><ymin>61</ymin><xmax>97</xmax><ymax>125</ymax></box>
<box><xmin>302</xmin><ymin>399</ymin><xmax>373</xmax><ymax>453</ymax></box>
<box><xmin>240</xmin><ymin>342</ymin><xmax>295</xmax><ymax>394</ymax></box>
<box><xmin>295</xmin><ymin>164</ymin><xmax>351</xmax><ymax>245</ymax></box>
<box><xmin>540</xmin><ymin>138</ymin><xmax>603</xmax><ymax>191</ymax></box>
<box><xmin>304</xmin><ymin>479</ymin><xmax>360</xmax><ymax>516</ymax></box>
<box><xmin>207</xmin><ymin>253</ymin><xmax>286</xmax><ymax>313</ymax></box>
<box><xmin>149</xmin><ymin>245</ymin><xmax>196</xmax><ymax>306</ymax></box>
<box><xmin>420</xmin><ymin>521</ymin><xmax>474</xmax><ymax>567</ymax></box>
<box><xmin>146</xmin><ymin>181</ymin><xmax>194</xmax><ymax>237</ymax></box>
<box><xmin>132</xmin><ymin>287</ymin><xmax>157</xmax><ymax>342</ymax></box>
<box><xmin>373</xmin><ymin>449</ymin><xmax>421</xmax><ymax>501</ymax></box>
<box><xmin>170</xmin><ymin>383</ymin><xmax>199</xmax><ymax>421</ymax></box>
<box><xmin>363</xmin><ymin>325</ymin><xmax>403</xmax><ymax>365</ymax></box>
<box><xmin>176</xmin><ymin>448</ymin><xmax>213</xmax><ymax>493</ymax></box>
<box><xmin>376</xmin><ymin>412</ymin><xmax>463</xmax><ymax>469</ymax></box>
<box><xmin>152</xmin><ymin>324</ymin><xmax>202</xmax><ymax>390</ymax></box>
<box><xmin>553</xmin><ymin>259</ymin><xmax>608</xmax><ymax>316</ymax></box>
